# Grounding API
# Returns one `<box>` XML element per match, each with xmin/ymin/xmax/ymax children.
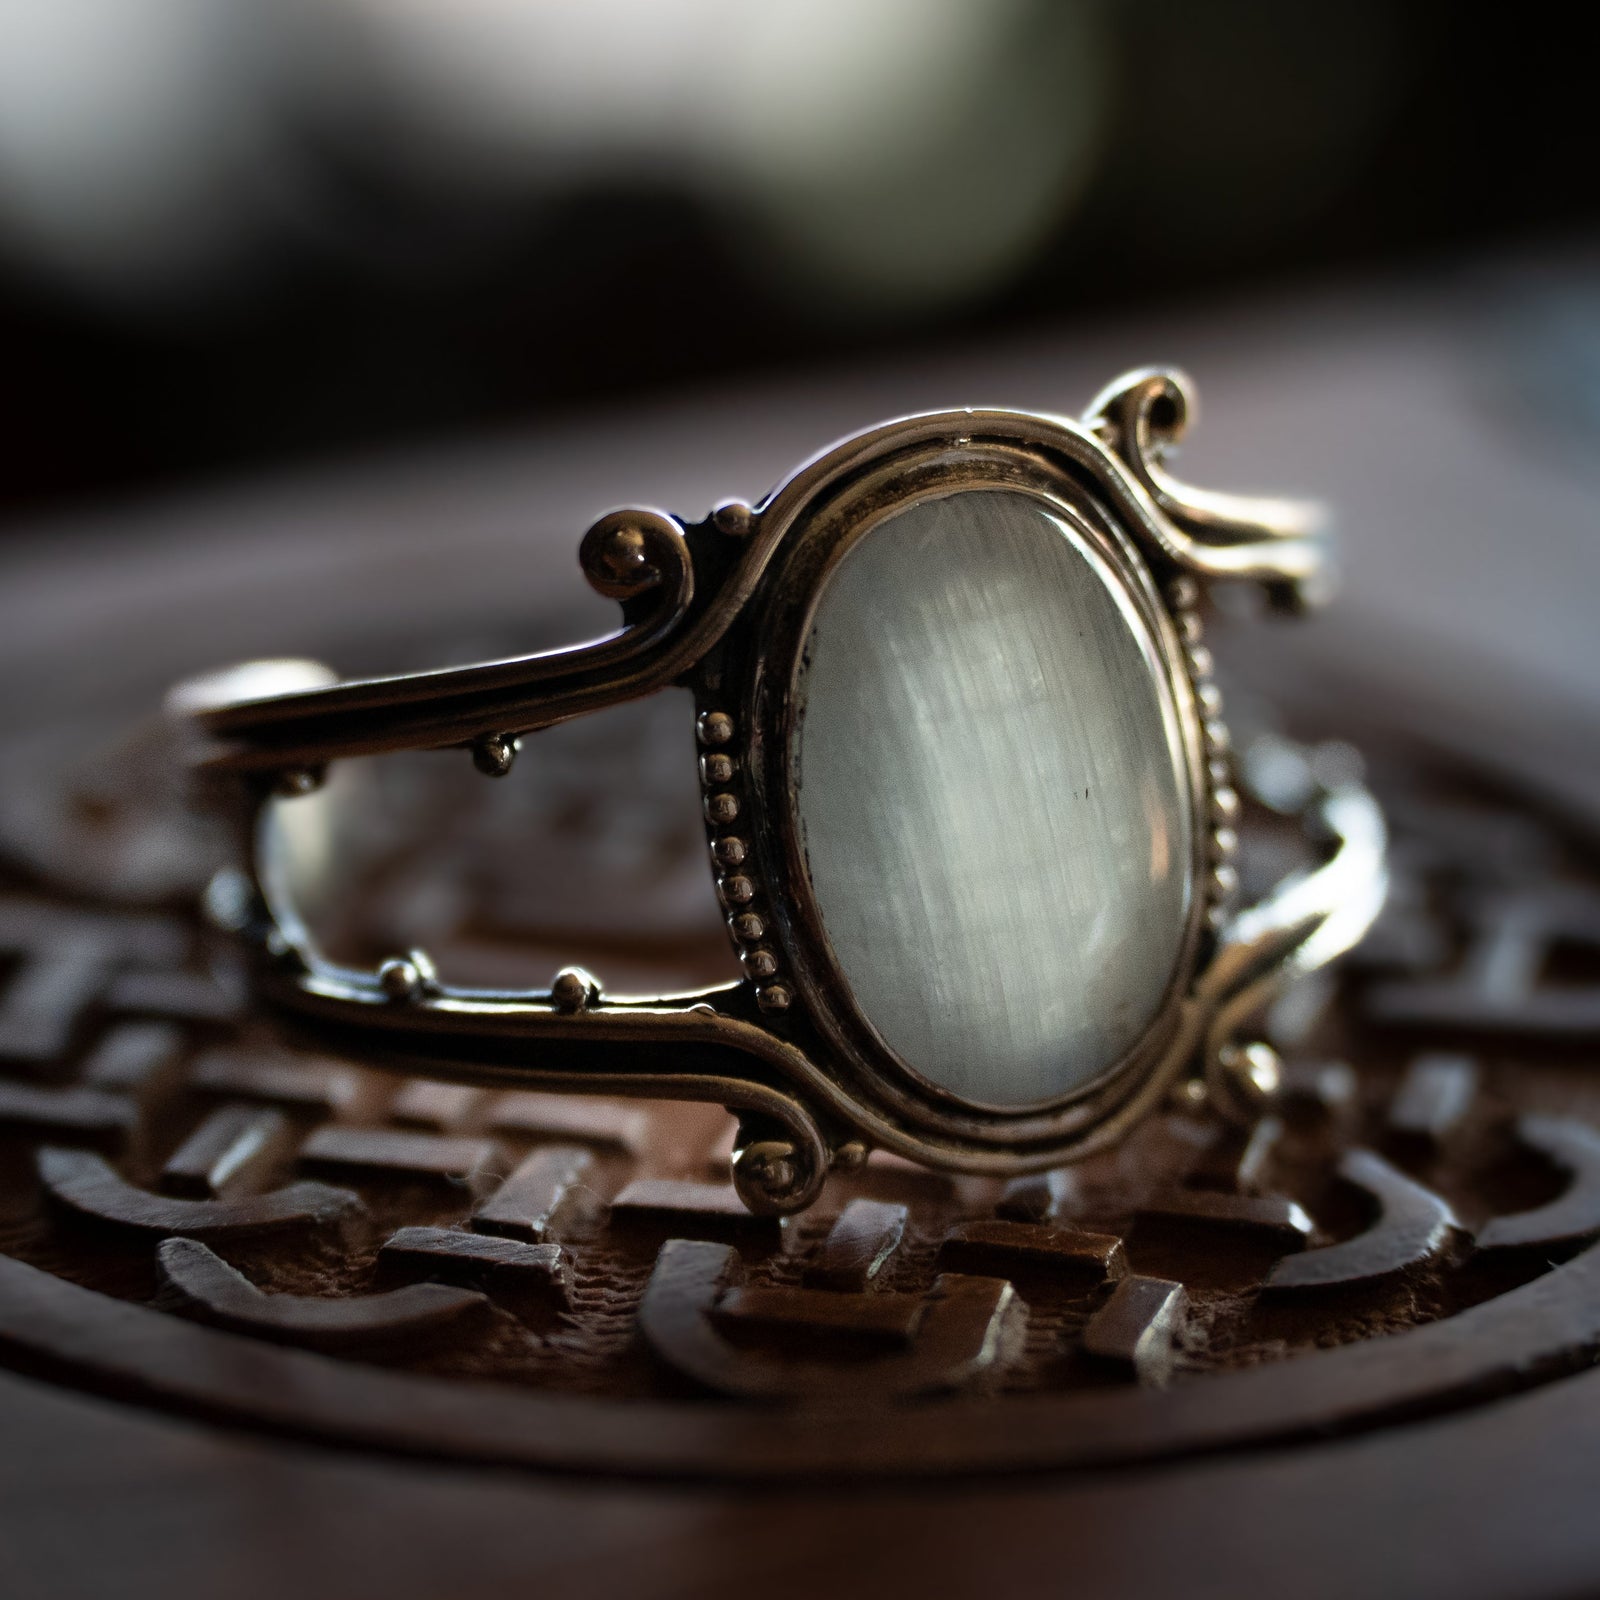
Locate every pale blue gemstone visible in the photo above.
<box><xmin>793</xmin><ymin>488</ymin><xmax>1193</xmax><ymax>1107</ymax></box>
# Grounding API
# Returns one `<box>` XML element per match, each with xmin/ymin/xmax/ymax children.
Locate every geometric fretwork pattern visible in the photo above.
<box><xmin>4</xmin><ymin>723</ymin><xmax>1600</xmax><ymax>1475</ymax></box>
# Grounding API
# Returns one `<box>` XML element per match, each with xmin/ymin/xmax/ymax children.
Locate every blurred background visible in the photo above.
<box><xmin>0</xmin><ymin>0</ymin><xmax>1596</xmax><ymax>514</ymax></box>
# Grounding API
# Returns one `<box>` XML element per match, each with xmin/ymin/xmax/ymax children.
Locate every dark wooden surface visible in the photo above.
<box><xmin>5</xmin><ymin>1356</ymin><xmax>1600</xmax><ymax>1600</ymax></box>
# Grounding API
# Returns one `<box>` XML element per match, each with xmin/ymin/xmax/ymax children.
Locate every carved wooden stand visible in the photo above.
<box><xmin>5</xmin><ymin>531</ymin><xmax>1600</xmax><ymax>1597</ymax></box>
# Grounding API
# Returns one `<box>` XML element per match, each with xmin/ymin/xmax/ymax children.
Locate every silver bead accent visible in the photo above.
<box><xmin>379</xmin><ymin>949</ymin><xmax>437</xmax><ymax>1002</ymax></box>
<box><xmin>697</xmin><ymin>711</ymin><xmax>734</xmax><ymax>746</ymax></box>
<box><xmin>550</xmin><ymin>965</ymin><xmax>601</xmax><ymax>1012</ymax></box>
<box><xmin>711</xmin><ymin>500</ymin><xmax>753</xmax><ymax>538</ymax></box>
<box><xmin>472</xmin><ymin>733</ymin><xmax>518</xmax><ymax>778</ymax></box>
<box><xmin>712</xmin><ymin>836</ymin><xmax>748</xmax><ymax>868</ymax></box>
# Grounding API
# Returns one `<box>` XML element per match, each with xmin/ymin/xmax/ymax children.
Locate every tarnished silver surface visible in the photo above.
<box><xmin>793</xmin><ymin>489</ymin><xmax>1191</xmax><ymax>1106</ymax></box>
<box><xmin>172</xmin><ymin>368</ymin><xmax>1386</xmax><ymax>1214</ymax></box>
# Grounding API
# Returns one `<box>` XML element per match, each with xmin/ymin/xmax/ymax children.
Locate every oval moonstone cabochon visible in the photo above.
<box><xmin>792</xmin><ymin>488</ymin><xmax>1194</xmax><ymax>1107</ymax></box>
